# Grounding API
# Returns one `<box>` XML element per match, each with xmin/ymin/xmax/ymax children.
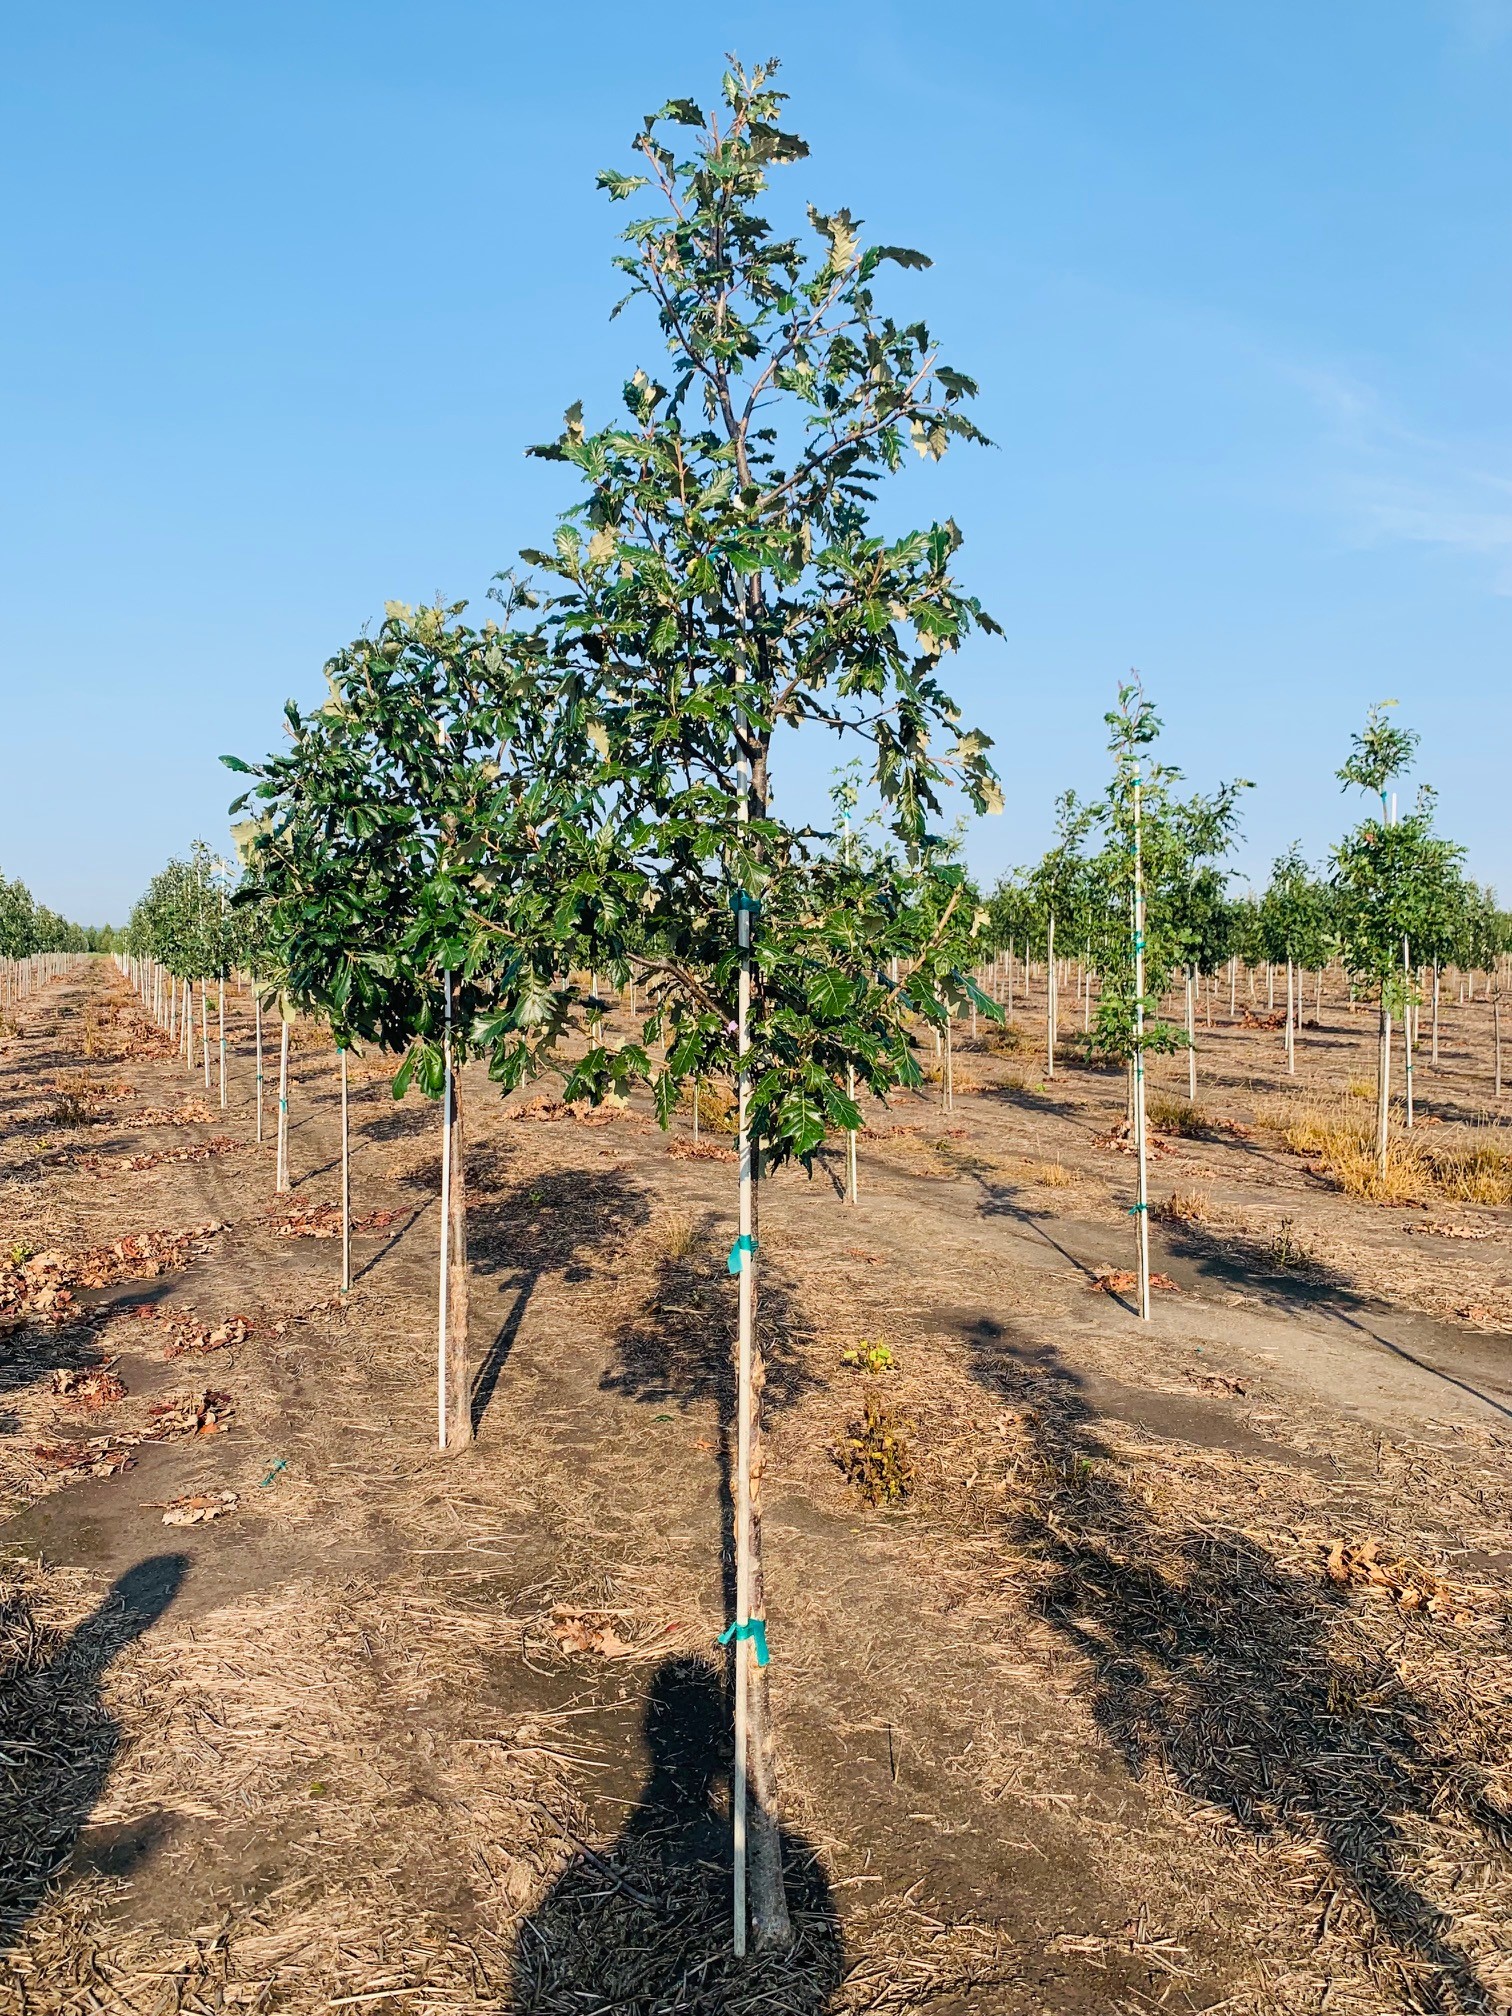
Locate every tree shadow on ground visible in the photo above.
<box><xmin>603</xmin><ymin>1215</ymin><xmax>825</xmax><ymax>1612</ymax></box>
<box><xmin>512</xmin><ymin>1653</ymin><xmax>841</xmax><ymax>2014</ymax></box>
<box><xmin>0</xmin><ymin>1554</ymin><xmax>187</xmax><ymax>1947</ymax></box>
<box><xmin>469</xmin><ymin>1166</ymin><xmax>652</xmax><ymax>1434</ymax></box>
<box><xmin>959</xmin><ymin>1314</ymin><xmax>1510</xmax><ymax>2010</ymax></box>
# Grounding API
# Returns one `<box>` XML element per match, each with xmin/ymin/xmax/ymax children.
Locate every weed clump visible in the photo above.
<box><xmin>839</xmin><ymin>1396</ymin><xmax>914</xmax><ymax>1505</ymax></box>
<box><xmin>1160</xmin><ymin>1189</ymin><xmax>1210</xmax><ymax>1226</ymax></box>
<box><xmin>1148</xmin><ymin>1093</ymin><xmax>1205</xmax><ymax>1136</ymax></box>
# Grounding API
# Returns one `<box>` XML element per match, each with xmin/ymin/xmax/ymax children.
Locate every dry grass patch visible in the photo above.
<box><xmin>1160</xmin><ymin>1188</ymin><xmax>1210</xmax><ymax>1225</ymax></box>
<box><xmin>1148</xmin><ymin>1093</ymin><xmax>1205</xmax><ymax>1137</ymax></box>
<box><xmin>1277</xmin><ymin>1098</ymin><xmax>1512</xmax><ymax>1207</ymax></box>
<box><xmin>647</xmin><ymin>1209</ymin><xmax>698</xmax><ymax>1268</ymax></box>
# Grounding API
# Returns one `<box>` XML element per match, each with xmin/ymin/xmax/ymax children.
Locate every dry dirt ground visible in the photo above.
<box><xmin>1</xmin><ymin>963</ymin><xmax>1510</xmax><ymax>2015</ymax></box>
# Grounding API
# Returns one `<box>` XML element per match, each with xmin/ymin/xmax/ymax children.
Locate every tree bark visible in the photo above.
<box><xmin>444</xmin><ymin>1070</ymin><xmax>472</xmax><ymax>1450</ymax></box>
<box><xmin>743</xmin><ymin>1165</ymin><xmax>788</xmax><ymax>1948</ymax></box>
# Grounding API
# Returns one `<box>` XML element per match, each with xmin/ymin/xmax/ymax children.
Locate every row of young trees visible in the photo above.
<box><xmin>988</xmin><ymin>702</ymin><xmax>1508</xmax><ymax>1135</ymax></box>
<box><xmin>0</xmin><ymin>868</ymin><xmax>114</xmax><ymax>958</ymax></box>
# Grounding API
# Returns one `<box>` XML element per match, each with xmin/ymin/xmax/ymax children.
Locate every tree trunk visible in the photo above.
<box><xmin>276</xmin><ymin>1020</ymin><xmax>291</xmax><ymax>1192</ymax></box>
<box><xmin>444</xmin><ymin>1070</ymin><xmax>472</xmax><ymax>1449</ymax></box>
<box><xmin>1185</xmin><ymin>967</ymin><xmax>1196</xmax><ymax>1099</ymax></box>
<box><xmin>743</xmin><ymin>1159</ymin><xmax>787</xmax><ymax>1948</ymax></box>
<box><xmin>1495</xmin><ymin>997</ymin><xmax>1502</xmax><ymax>1099</ymax></box>
<box><xmin>1402</xmin><ymin>939</ymin><xmax>1414</xmax><ymax>1129</ymax></box>
<box><xmin>1285</xmin><ymin>960</ymin><xmax>1295</xmax><ymax>1075</ymax></box>
<box><xmin>255</xmin><ymin>993</ymin><xmax>264</xmax><ymax>1143</ymax></box>
<box><xmin>1376</xmin><ymin>1003</ymin><xmax>1391</xmax><ymax>1179</ymax></box>
<box><xmin>845</xmin><ymin>1064</ymin><xmax>858</xmax><ymax>1205</ymax></box>
<box><xmin>218</xmin><ymin>980</ymin><xmax>226</xmax><ymax>1109</ymax></box>
<box><xmin>1046</xmin><ymin>914</ymin><xmax>1056</xmax><ymax>1079</ymax></box>
<box><xmin>340</xmin><ymin>1047</ymin><xmax>351</xmax><ymax>1295</ymax></box>
<box><xmin>1431</xmin><ymin>962</ymin><xmax>1440</xmax><ymax>1066</ymax></box>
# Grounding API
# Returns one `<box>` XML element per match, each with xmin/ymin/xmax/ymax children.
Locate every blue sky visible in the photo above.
<box><xmin>2</xmin><ymin>1</ymin><xmax>1508</xmax><ymax>924</ymax></box>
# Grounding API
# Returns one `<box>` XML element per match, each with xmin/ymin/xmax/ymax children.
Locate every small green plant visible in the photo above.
<box><xmin>839</xmin><ymin>1396</ymin><xmax>915</xmax><ymax>1505</ymax></box>
<box><xmin>840</xmin><ymin>1339</ymin><xmax>896</xmax><ymax>1375</ymax></box>
<box><xmin>1268</xmin><ymin>1216</ymin><xmax>1309</xmax><ymax>1269</ymax></box>
<box><xmin>9</xmin><ymin>1243</ymin><xmax>34</xmax><ymax>1267</ymax></box>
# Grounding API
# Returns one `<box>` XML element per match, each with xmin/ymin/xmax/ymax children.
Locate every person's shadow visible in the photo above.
<box><xmin>0</xmin><ymin>1554</ymin><xmax>187</xmax><ymax>1945</ymax></box>
<box><xmin>512</xmin><ymin>1655</ymin><xmax>842</xmax><ymax>2013</ymax></box>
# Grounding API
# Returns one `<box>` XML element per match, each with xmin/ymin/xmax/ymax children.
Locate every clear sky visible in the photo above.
<box><xmin>2</xmin><ymin>1</ymin><xmax>1508</xmax><ymax>925</ymax></box>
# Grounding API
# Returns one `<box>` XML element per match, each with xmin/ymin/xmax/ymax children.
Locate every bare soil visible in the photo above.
<box><xmin>1</xmin><ymin>964</ymin><xmax>1510</xmax><ymax>2014</ymax></box>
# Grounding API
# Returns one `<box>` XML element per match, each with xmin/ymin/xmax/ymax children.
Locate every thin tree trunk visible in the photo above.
<box><xmin>1377</xmin><ymin>1002</ymin><xmax>1391</xmax><ymax>1179</ymax></box>
<box><xmin>1495</xmin><ymin>997</ymin><xmax>1503</xmax><ymax>1099</ymax></box>
<box><xmin>1186</xmin><ymin>967</ymin><xmax>1196</xmax><ymax>1100</ymax></box>
<box><xmin>1132</xmin><ymin>776</ymin><xmax>1151</xmax><ymax>1321</ymax></box>
<box><xmin>340</xmin><ymin>1046</ymin><xmax>351</xmax><ymax>1295</ymax></box>
<box><xmin>1432</xmin><ymin>962</ymin><xmax>1440</xmax><ymax>1066</ymax></box>
<box><xmin>1402</xmin><ymin>938</ymin><xmax>1414</xmax><ymax>1128</ymax></box>
<box><xmin>1046</xmin><ymin>914</ymin><xmax>1056</xmax><ymax>1079</ymax></box>
<box><xmin>1229</xmin><ymin>955</ymin><xmax>1236</xmax><ymax>1018</ymax></box>
<box><xmin>276</xmin><ymin>1020</ymin><xmax>290</xmax><ymax>1192</ymax></box>
<box><xmin>445</xmin><ymin>1068</ymin><xmax>471</xmax><ymax>1448</ymax></box>
<box><xmin>201</xmin><ymin>983</ymin><xmax>210</xmax><ymax>1089</ymax></box>
<box><xmin>1285</xmin><ymin>959</ymin><xmax>1295</xmax><ymax>1075</ymax></box>
<box><xmin>218</xmin><ymin>979</ymin><xmax>226</xmax><ymax>1109</ymax></box>
<box><xmin>845</xmin><ymin>1064</ymin><xmax>858</xmax><ymax>1205</ymax></box>
<box><xmin>255</xmin><ymin>993</ymin><xmax>264</xmax><ymax>1143</ymax></box>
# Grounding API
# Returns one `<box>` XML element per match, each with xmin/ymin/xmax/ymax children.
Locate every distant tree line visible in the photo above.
<box><xmin>0</xmin><ymin>868</ymin><xmax>119</xmax><ymax>957</ymax></box>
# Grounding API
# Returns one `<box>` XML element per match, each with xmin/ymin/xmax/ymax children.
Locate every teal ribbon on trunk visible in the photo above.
<box><xmin>718</xmin><ymin>1617</ymin><xmax>771</xmax><ymax>1666</ymax></box>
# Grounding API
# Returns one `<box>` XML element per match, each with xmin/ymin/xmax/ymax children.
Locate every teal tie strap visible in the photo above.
<box><xmin>719</xmin><ymin>1617</ymin><xmax>770</xmax><ymax>1666</ymax></box>
<box><xmin>727</xmin><ymin>1233</ymin><xmax>758</xmax><ymax>1275</ymax></box>
<box><xmin>1128</xmin><ymin>1201</ymin><xmax>1148</xmax><ymax>1215</ymax></box>
<box><xmin>729</xmin><ymin>891</ymin><xmax>762</xmax><ymax>919</ymax></box>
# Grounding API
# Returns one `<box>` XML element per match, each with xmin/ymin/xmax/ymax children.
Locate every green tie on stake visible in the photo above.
<box><xmin>719</xmin><ymin>1617</ymin><xmax>771</xmax><ymax>1666</ymax></box>
<box><xmin>727</xmin><ymin>1233</ymin><xmax>758</xmax><ymax>1275</ymax></box>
